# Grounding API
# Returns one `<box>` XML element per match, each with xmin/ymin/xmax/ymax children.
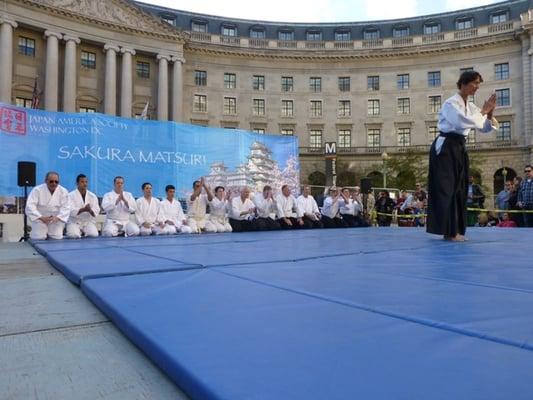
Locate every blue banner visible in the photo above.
<box><xmin>0</xmin><ymin>104</ymin><xmax>299</xmax><ymax>198</ymax></box>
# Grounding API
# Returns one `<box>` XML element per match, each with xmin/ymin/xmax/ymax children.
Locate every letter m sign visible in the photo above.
<box><xmin>324</xmin><ymin>142</ymin><xmax>336</xmax><ymax>156</ymax></box>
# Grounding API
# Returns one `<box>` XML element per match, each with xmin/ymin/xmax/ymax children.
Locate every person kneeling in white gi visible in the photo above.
<box><xmin>66</xmin><ymin>174</ymin><xmax>100</xmax><ymax>238</ymax></box>
<box><xmin>26</xmin><ymin>171</ymin><xmax>70</xmax><ymax>240</ymax></box>
<box><xmin>135</xmin><ymin>182</ymin><xmax>165</xmax><ymax>236</ymax></box>
<box><xmin>158</xmin><ymin>185</ymin><xmax>192</xmax><ymax>234</ymax></box>
<box><xmin>187</xmin><ymin>178</ymin><xmax>216</xmax><ymax>233</ymax></box>
<box><xmin>101</xmin><ymin>176</ymin><xmax>139</xmax><ymax>237</ymax></box>
<box><xmin>209</xmin><ymin>186</ymin><xmax>232</xmax><ymax>232</ymax></box>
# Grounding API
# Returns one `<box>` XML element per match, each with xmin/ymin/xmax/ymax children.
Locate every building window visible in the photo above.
<box><xmin>456</xmin><ymin>18</ymin><xmax>473</xmax><ymax>30</ymax></box>
<box><xmin>278</xmin><ymin>31</ymin><xmax>294</xmax><ymax>41</ymax></box>
<box><xmin>18</xmin><ymin>37</ymin><xmax>35</xmax><ymax>57</ymax></box>
<box><xmin>281</xmin><ymin>128</ymin><xmax>294</xmax><ymax>136</ymax></box>
<box><xmin>428</xmin><ymin>96</ymin><xmax>441</xmax><ymax>113</ymax></box>
<box><xmin>467</xmin><ymin>129</ymin><xmax>476</xmax><ymax>144</ymax></box>
<box><xmin>338</xmin><ymin>129</ymin><xmax>351</xmax><ymax>148</ymax></box>
<box><xmin>310</xmin><ymin>100</ymin><xmax>322</xmax><ymax>117</ymax></box>
<box><xmin>253</xmin><ymin>75</ymin><xmax>265</xmax><ymax>90</ymax></box>
<box><xmin>15</xmin><ymin>97</ymin><xmax>32</xmax><ymax>108</ymax></box>
<box><xmin>161</xmin><ymin>15</ymin><xmax>175</xmax><ymax>25</ymax></box>
<box><xmin>338</xmin><ymin>77</ymin><xmax>350</xmax><ymax>92</ymax></box>
<box><xmin>250</xmin><ymin>29</ymin><xmax>266</xmax><ymax>38</ymax></box>
<box><xmin>397</xmin><ymin>98</ymin><xmax>410</xmax><ymax>114</ymax></box>
<box><xmin>393</xmin><ymin>26</ymin><xmax>410</xmax><ymax>37</ymax></box>
<box><xmin>397</xmin><ymin>74</ymin><xmax>409</xmax><ymax>89</ymax></box>
<box><xmin>363</xmin><ymin>29</ymin><xmax>380</xmax><ymax>40</ymax></box>
<box><xmin>221</xmin><ymin>26</ymin><xmax>237</xmax><ymax>36</ymax></box>
<box><xmin>224</xmin><ymin>73</ymin><xmax>236</xmax><ymax>89</ymax></box>
<box><xmin>460</xmin><ymin>67</ymin><xmax>474</xmax><ymax>74</ymax></box>
<box><xmin>191</xmin><ymin>21</ymin><xmax>207</xmax><ymax>32</ymax></box>
<box><xmin>491</xmin><ymin>12</ymin><xmax>508</xmax><ymax>24</ymax></box>
<box><xmin>136</xmin><ymin>61</ymin><xmax>150</xmax><ymax>79</ymax></box>
<box><xmin>368</xmin><ymin>99</ymin><xmax>380</xmax><ymax>115</ymax></box>
<box><xmin>397</xmin><ymin>127</ymin><xmax>411</xmax><ymax>146</ymax></box>
<box><xmin>195</xmin><ymin>70</ymin><xmax>207</xmax><ymax>86</ymax></box>
<box><xmin>306</xmin><ymin>31</ymin><xmax>322</xmax><ymax>41</ymax></box>
<box><xmin>338</xmin><ymin>100</ymin><xmax>351</xmax><ymax>117</ymax></box>
<box><xmin>309</xmin><ymin>77</ymin><xmax>321</xmax><ymax>92</ymax></box>
<box><xmin>367</xmin><ymin>129</ymin><xmax>381</xmax><ymax>148</ymax></box>
<box><xmin>253</xmin><ymin>128</ymin><xmax>265</xmax><ymax>134</ymax></box>
<box><xmin>495</xmin><ymin>63</ymin><xmax>509</xmax><ymax>80</ymax></box>
<box><xmin>193</xmin><ymin>94</ymin><xmax>207</xmax><ymax>112</ymax></box>
<box><xmin>223</xmin><ymin>97</ymin><xmax>237</xmax><ymax>115</ymax></box>
<box><xmin>496</xmin><ymin>88</ymin><xmax>510</xmax><ymax>107</ymax></box>
<box><xmin>253</xmin><ymin>99</ymin><xmax>265</xmax><ymax>116</ymax></box>
<box><xmin>79</xmin><ymin>107</ymin><xmax>96</xmax><ymax>113</ymax></box>
<box><xmin>497</xmin><ymin>121</ymin><xmax>511</xmax><ymax>141</ymax></box>
<box><xmin>335</xmin><ymin>31</ymin><xmax>350</xmax><ymax>41</ymax></box>
<box><xmin>80</xmin><ymin>51</ymin><xmax>96</xmax><ymax>69</ymax></box>
<box><xmin>428</xmin><ymin>71</ymin><xmax>441</xmax><ymax>87</ymax></box>
<box><xmin>424</xmin><ymin>23</ymin><xmax>440</xmax><ymax>34</ymax></box>
<box><xmin>281</xmin><ymin>76</ymin><xmax>293</xmax><ymax>92</ymax></box>
<box><xmin>310</xmin><ymin>130</ymin><xmax>322</xmax><ymax>149</ymax></box>
<box><xmin>281</xmin><ymin>100</ymin><xmax>294</xmax><ymax>117</ymax></box>
<box><xmin>367</xmin><ymin>76</ymin><xmax>380</xmax><ymax>91</ymax></box>
<box><xmin>428</xmin><ymin>126</ymin><xmax>439</xmax><ymax>141</ymax></box>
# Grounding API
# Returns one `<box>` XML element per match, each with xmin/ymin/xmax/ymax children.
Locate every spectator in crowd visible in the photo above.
<box><xmin>475</xmin><ymin>212</ymin><xmax>497</xmax><ymax>227</ymax></box>
<box><xmin>398</xmin><ymin>190</ymin><xmax>416</xmax><ymax>227</ymax></box>
<box><xmin>229</xmin><ymin>186</ymin><xmax>258</xmax><ymax>232</ymax></box>
<box><xmin>321</xmin><ymin>187</ymin><xmax>348</xmax><ymax>228</ymax></box>
<box><xmin>209</xmin><ymin>186</ymin><xmax>233</xmax><ymax>232</ymax></box>
<box><xmin>136</xmin><ymin>182</ymin><xmax>165</xmax><ymax>236</ymax></box>
<box><xmin>508</xmin><ymin>178</ymin><xmax>522</xmax><ymax>227</ymax></box>
<box><xmin>497</xmin><ymin>212</ymin><xmax>517</xmax><ymax>228</ymax></box>
<box><xmin>414</xmin><ymin>182</ymin><xmax>427</xmax><ymax>201</ymax></box>
<box><xmin>375</xmin><ymin>190</ymin><xmax>395</xmax><ymax>227</ymax></box>
<box><xmin>158</xmin><ymin>185</ymin><xmax>192</xmax><ymax>234</ymax></box>
<box><xmin>101</xmin><ymin>176</ymin><xmax>139</xmax><ymax>237</ymax></box>
<box><xmin>517</xmin><ymin>164</ymin><xmax>533</xmax><ymax>227</ymax></box>
<box><xmin>467</xmin><ymin>175</ymin><xmax>485</xmax><ymax>226</ymax></box>
<box><xmin>495</xmin><ymin>180</ymin><xmax>513</xmax><ymax>214</ymax></box>
<box><xmin>254</xmin><ymin>185</ymin><xmax>281</xmax><ymax>230</ymax></box>
<box><xmin>296</xmin><ymin>185</ymin><xmax>323</xmax><ymax>229</ymax></box>
<box><xmin>339</xmin><ymin>187</ymin><xmax>358</xmax><ymax>227</ymax></box>
<box><xmin>276</xmin><ymin>184</ymin><xmax>303</xmax><ymax>229</ymax></box>
<box><xmin>25</xmin><ymin>171</ymin><xmax>70</xmax><ymax>240</ymax></box>
<box><xmin>187</xmin><ymin>178</ymin><xmax>216</xmax><ymax>233</ymax></box>
<box><xmin>66</xmin><ymin>174</ymin><xmax>100</xmax><ymax>238</ymax></box>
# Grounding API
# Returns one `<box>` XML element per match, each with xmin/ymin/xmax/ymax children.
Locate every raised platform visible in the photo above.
<box><xmin>31</xmin><ymin>228</ymin><xmax>533</xmax><ymax>399</ymax></box>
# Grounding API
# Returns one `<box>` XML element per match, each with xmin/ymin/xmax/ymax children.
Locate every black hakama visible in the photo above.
<box><xmin>426</xmin><ymin>132</ymin><xmax>469</xmax><ymax>237</ymax></box>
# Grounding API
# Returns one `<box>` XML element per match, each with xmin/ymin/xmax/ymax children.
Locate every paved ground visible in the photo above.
<box><xmin>0</xmin><ymin>242</ymin><xmax>189</xmax><ymax>400</ymax></box>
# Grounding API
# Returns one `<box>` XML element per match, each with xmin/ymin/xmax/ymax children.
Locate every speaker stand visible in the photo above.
<box><xmin>19</xmin><ymin>185</ymin><xmax>30</xmax><ymax>242</ymax></box>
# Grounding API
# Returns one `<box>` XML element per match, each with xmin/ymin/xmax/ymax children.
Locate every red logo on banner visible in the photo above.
<box><xmin>0</xmin><ymin>107</ymin><xmax>27</xmax><ymax>135</ymax></box>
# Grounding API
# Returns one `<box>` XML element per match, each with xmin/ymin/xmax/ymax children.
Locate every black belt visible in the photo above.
<box><xmin>439</xmin><ymin>131</ymin><xmax>466</xmax><ymax>143</ymax></box>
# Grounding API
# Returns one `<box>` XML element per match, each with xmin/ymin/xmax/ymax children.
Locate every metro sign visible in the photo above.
<box><xmin>324</xmin><ymin>141</ymin><xmax>336</xmax><ymax>156</ymax></box>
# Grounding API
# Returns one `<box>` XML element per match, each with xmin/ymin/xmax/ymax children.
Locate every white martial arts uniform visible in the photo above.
<box><xmin>297</xmin><ymin>194</ymin><xmax>320</xmax><ymax>218</ymax></box>
<box><xmin>230</xmin><ymin>197</ymin><xmax>256</xmax><ymax>221</ymax></box>
<box><xmin>101</xmin><ymin>190</ymin><xmax>139</xmax><ymax>237</ymax></box>
<box><xmin>254</xmin><ymin>194</ymin><xmax>277</xmax><ymax>219</ymax></box>
<box><xmin>135</xmin><ymin>196</ymin><xmax>165</xmax><ymax>236</ymax></box>
<box><xmin>158</xmin><ymin>198</ymin><xmax>193</xmax><ymax>234</ymax></box>
<box><xmin>321</xmin><ymin>196</ymin><xmax>341</xmax><ymax>219</ymax></box>
<box><xmin>187</xmin><ymin>193</ymin><xmax>216</xmax><ymax>233</ymax></box>
<box><xmin>26</xmin><ymin>184</ymin><xmax>70</xmax><ymax>240</ymax></box>
<box><xmin>66</xmin><ymin>189</ymin><xmax>100</xmax><ymax>239</ymax></box>
<box><xmin>339</xmin><ymin>198</ymin><xmax>355</xmax><ymax>215</ymax></box>
<box><xmin>209</xmin><ymin>197</ymin><xmax>232</xmax><ymax>232</ymax></box>
<box><xmin>276</xmin><ymin>194</ymin><xmax>300</xmax><ymax>219</ymax></box>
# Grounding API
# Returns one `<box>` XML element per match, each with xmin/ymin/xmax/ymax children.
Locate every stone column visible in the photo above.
<box><xmin>63</xmin><ymin>35</ymin><xmax>80</xmax><ymax>112</ymax></box>
<box><xmin>529</xmin><ymin>33</ymin><xmax>533</xmax><ymax>147</ymax></box>
<box><xmin>44</xmin><ymin>30</ymin><xmax>63</xmax><ymax>111</ymax></box>
<box><xmin>157</xmin><ymin>54</ymin><xmax>170</xmax><ymax>121</ymax></box>
<box><xmin>171</xmin><ymin>56</ymin><xmax>185</xmax><ymax>122</ymax></box>
<box><xmin>0</xmin><ymin>18</ymin><xmax>17</xmax><ymax>104</ymax></box>
<box><xmin>104</xmin><ymin>44</ymin><xmax>120</xmax><ymax>115</ymax></box>
<box><xmin>120</xmin><ymin>47</ymin><xmax>135</xmax><ymax>118</ymax></box>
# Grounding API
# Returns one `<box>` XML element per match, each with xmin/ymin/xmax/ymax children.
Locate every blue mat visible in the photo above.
<box><xmin>37</xmin><ymin>228</ymin><xmax>533</xmax><ymax>399</ymax></box>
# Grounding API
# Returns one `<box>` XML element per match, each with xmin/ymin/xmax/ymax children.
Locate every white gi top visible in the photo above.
<box><xmin>230</xmin><ymin>197</ymin><xmax>255</xmax><ymax>220</ymax></box>
<box><xmin>436</xmin><ymin>93</ymin><xmax>498</xmax><ymax>153</ymax></box>
<box><xmin>135</xmin><ymin>197</ymin><xmax>161</xmax><ymax>225</ymax></box>
<box><xmin>101</xmin><ymin>190</ymin><xmax>136</xmax><ymax>224</ymax></box>
<box><xmin>296</xmin><ymin>195</ymin><xmax>319</xmax><ymax>216</ymax></box>
<box><xmin>158</xmin><ymin>198</ymin><xmax>187</xmax><ymax>225</ymax></box>
<box><xmin>68</xmin><ymin>189</ymin><xmax>100</xmax><ymax>224</ymax></box>
<box><xmin>254</xmin><ymin>194</ymin><xmax>277</xmax><ymax>218</ymax></box>
<box><xmin>210</xmin><ymin>197</ymin><xmax>230</xmax><ymax>220</ymax></box>
<box><xmin>276</xmin><ymin>194</ymin><xmax>299</xmax><ymax>218</ymax></box>
<box><xmin>187</xmin><ymin>194</ymin><xmax>209</xmax><ymax>219</ymax></box>
<box><xmin>321</xmin><ymin>196</ymin><xmax>340</xmax><ymax>218</ymax></box>
<box><xmin>26</xmin><ymin>183</ymin><xmax>70</xmax><ymax>222</ymax></box>
<box><xmin>339</xmin><ymin>198</ymin><xmax>355</xmax><ymax>215</ymax></box>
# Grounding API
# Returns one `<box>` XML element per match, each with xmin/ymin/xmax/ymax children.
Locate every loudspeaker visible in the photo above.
<box><xmin>17</xmin><ymin>161</ymin><xmax>36</xmax><ymax>187</ymax></box>
<box><xmin>360</xmin><ymin>177</ymin><xmax>372</xmax><ymax>194</ymax></box>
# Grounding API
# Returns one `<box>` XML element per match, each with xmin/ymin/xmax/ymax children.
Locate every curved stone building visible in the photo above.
<box><xmin>1</xmin><ymin>0</ymin><xmax>532</xmax><ymax>195</ymax></box>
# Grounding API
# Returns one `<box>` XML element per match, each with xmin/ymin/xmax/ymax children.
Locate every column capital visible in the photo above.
<box><xmin>171</xmin><ymin>55</ymin><xmax>185</xmax><ymax>64</ymax></box>
<box><xmin>63</xmin><ymin>35</ymin><xmax>80</xmax><ymax>44</ymax></box>
<box><xmin>104</xmin><ymin>43</ymin><xmax>120</xmax><ymax>53</ymax></box>
<box><xmin>120</xmin><ymin>47</ymin><xmax>136</xmax><ymax>56</ymax></box>
<box><xmin>44</xmin><ymin>30</ymin><xmax>63</xmax><ymax>40</ymax></box>
<box><xmin>157</xmin><ymin>54</ymin><xmax>171</xmax><ymax>62</ymax></box>
<box><xmin>0</xmin><ymin>17</ymin><xmax>18</xmax><ymax>28</ymax></box>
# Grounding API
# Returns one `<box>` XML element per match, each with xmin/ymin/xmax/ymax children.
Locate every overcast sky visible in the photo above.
<box><xmin>139</xmin><ymin>0</ymin><xmax>500</xmax><ymax>22</ymax></box>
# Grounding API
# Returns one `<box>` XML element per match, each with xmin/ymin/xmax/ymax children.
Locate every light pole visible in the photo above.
<box><xmin>381</xmin><ymin>151</ymin><xmax>389</xmax><ymax>188</ymax></box>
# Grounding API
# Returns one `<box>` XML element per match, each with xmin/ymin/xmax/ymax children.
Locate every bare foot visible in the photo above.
<box><xmin>450</xmin><ymin>234</ymin><xmax>466</xmax><ymax>242</ymax></box>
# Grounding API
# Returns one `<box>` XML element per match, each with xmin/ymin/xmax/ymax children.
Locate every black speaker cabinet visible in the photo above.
<box><xmin>17</xmin><ymin>161</ymin><xmax>36</xmax><ymax>187</ymax></box>
<box><xmin>360</xmin><ymin>177</ymin><xmax>372</xmax><ymax>194</ymax></box>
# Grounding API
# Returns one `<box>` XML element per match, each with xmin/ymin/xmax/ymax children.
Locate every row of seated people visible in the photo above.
<box><xmin>25</xmin><ymin>171</ymin><xmax>368</xmax><ymax>240</ymax></box>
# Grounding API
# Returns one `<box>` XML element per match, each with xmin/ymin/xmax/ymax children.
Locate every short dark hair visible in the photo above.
<box><xmin>281</xmin><ymin>184</ymin><xmax>289</xmax><ymax>191</ymax></box>
<box><xmin>192</xmin><ymin>180</ymin><xmax>201</xmax><ymax>188</ymax></box>
<box><xmin>457</xmin><ymin>70</ymin><xmax>483</xmax><ymax>89</ymax></box>
<box><xmin>113</xmin><ymin>176</ymin><xmax>124</xmax><ymax>183</ymax></box>
<box><xmin>165</xmin><ymin>184</ymin><xmax>175</xmax><ymax>192</ymax></box>
<box><xmin>263</xmin><ymin>185</ymin><xmax>272</xmax><ymax>192</ymax></box>
<box><xmin>525</xmin><ymin>164</ymin><xmax>532</xmax><ymax>169</ymax></box>
<box><xmin>141</xmin><ymin>182</ymin><xmax>152</xmax><ymax>190</ymax></box>
<box><xmin>214</xmin><ymin>186</ymin><xmax>225</xmax><ymax>193</ymax></box>
<box><xmin>76</xmin><ymin>174</ymin><xmax>87</xmax><ymax>183</ymax></box>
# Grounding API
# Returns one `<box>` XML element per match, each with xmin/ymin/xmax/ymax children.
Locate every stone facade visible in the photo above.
<box><xmin>1</xmin><ymin>0</ymin><xmax>532</xmax><ymax>196</ymax></box>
